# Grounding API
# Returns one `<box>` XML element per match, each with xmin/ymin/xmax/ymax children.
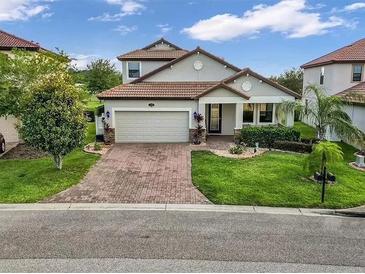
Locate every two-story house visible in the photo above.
<box><xmin>97</xmin><ymin>38</ymin><xmax>300</xmax><ymax>144</ymax></box>
<box><xmin>301</xmin><ymin>38</ymin><xmax>365</xmax><ymax>139</ymax></box>
<box><xmin>0</xmin><ymin>29</ymin><xmax>48</xmax><ymax>143</ymax></box>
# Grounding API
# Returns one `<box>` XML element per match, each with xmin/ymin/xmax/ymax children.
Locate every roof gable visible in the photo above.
<box><xmin>0</xmin><ymin>29</ymin><xmax>40</xmax><ymax>50</ymax></box>
<box><xmin>131</xmin><ymin>47</ymin><xmax>241</xmax><ymax>83</ymax></box>
<box><xmin>301</xmin><ymin>38</ymin><xmax>365</xmax><ymax>69</ymax></box>
<box><xmin>142</xmin><ymin>38</ymin><xmax>183</xmax><ymax>50</ymax></box>
<box><xmin>223</xmin><ymin>68</ymin><xmax>301</xmax><ymax>99</ymax></box>
<box><xmin>195</xmin><ymin>83</ymin><xmax>250</xmax><ymax>99</ymax></box>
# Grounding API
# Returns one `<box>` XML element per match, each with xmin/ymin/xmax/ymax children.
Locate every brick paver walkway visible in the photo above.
<box><xmin>45</xmin><ymin>144</ymin><xmax>208</xmax><ymax>204</ymax></box>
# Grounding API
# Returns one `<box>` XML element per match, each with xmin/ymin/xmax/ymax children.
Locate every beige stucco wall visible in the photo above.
<box><xmin>221</xmin><ymin>104</ymin><xmax>235</xmax><ymax>135</ymax></box>
<box><xmin>122</xmin><ymin>60</ymin><xmax>170</xmax><ymax>83</ymax></box>
<box><xmin>0</xmin><ymin>116</ymin><xmax>19</xmax><ymax>142</ymax></box>
<box><xmin>303</xmin><ymin>64</ymin><xmax>365</xmax><ymax>96</ymax></box>
<box><xmin>146</xmin><ymin>53</ymin><xmax>237</xmax><ymax>82</ymax></box>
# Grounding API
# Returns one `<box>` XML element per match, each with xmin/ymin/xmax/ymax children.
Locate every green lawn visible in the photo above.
<box><xmin>294</xmin><ymin>121</ymin><xmax>316</xmax><ymax>139</ymax></box>
<box><xmin>0</xmin><ymin>123</ymin><xmax>100</xmax><ymax>203</ymax></box>
<box><xmin>83</xmin><ymin>95</ymin><xmax>103</xmax><ymax>112</ymax></box>
<box><xmin>192</xmin><ymin>142</ymin><xmax>365</xmax><ymax>209</ymax></box>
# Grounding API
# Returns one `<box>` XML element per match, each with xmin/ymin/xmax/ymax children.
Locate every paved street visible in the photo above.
<box><xmin>0</xmin><ymin>209</ymin><xmax>364</xmax><ymax>272</ymax></box>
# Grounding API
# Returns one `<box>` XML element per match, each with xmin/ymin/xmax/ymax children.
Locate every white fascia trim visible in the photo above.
<box><xmin>112</xmin><ymin>107</ymin><xmax>193</xmax><ymax>128</ymax></box>
<box><xmin>247</xmin><ymin>96</ymin><xmax>295</xmax><ymax>103</ymax></box>
<box><xmin>199</xmin><ymin>97</ymin><xmax>247</xmax><ymax>104</ymax></box>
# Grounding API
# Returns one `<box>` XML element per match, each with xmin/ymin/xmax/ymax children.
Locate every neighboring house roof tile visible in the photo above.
<box><xmin>118</xmin><ymin>49</ymin><xmax>188</xmax><ymax>61</ymax></box>
<box><xmin>0</xmin><ymin>29</ymin><xmax>40</xmax><ymax>50</ymax></box>
<box><xmin>97</xmin><ymin>82</ymin><xmax>219</xmax><ymax>99</ymax></box>
<box><xmin>223</xmin><ymin>68</ymin><xmax>301</xmax><ymax>99</ymax></box>
<box><xmin>131</xmin><ymin>47</ymin><xmax>241</xmax><ymax>84</ymax></box>
<box><xmin>336</xmin><ymin>82</ymin><xmax>365</xmax><ymax>105</ymax></box>
<box><xmin>301</xmin><ymin>38</ymin><xmax>365</xmax><ymax>69</ymax></box>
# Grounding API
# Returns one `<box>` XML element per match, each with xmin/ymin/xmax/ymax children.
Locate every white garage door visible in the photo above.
<box><xmin>0</xmin><ymin>116</ymin><xmax>19</xmax><ymax>142</ymax></box>
<box><xmin>115</xmin><ymin>111</ymin><xmax>189</xmax><ymax>143</ymax></box>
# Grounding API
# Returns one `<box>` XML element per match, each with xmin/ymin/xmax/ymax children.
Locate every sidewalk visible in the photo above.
<box><xmin>0</xmin><ymin>203</ymin><xmax>363</xmax><ymax>217</ymax></box>
<box><xmin>335</xmin><ymin>205</ymin><xmax>365</xmax><ymax>217</ymax></box>
<box><xmin>0</xmin><ymin>203</ymin><xmax>338</xmax><ymax>217</ymax></box>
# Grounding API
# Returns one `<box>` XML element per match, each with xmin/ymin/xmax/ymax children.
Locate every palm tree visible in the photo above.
<box><xmin>279</xmin><ymin>84</ymin><xmax>364</xmax><ymax>142</ymax></box>
<box><xmin>304</xmin><ymin>141</ymin><xmax>344</xmax><ymax>175</ymax></box>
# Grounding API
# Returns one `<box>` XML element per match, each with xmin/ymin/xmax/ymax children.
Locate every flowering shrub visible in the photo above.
<box><xmin>192</xmin><ymin>112</ymin><xmax>204</xmax><ymax>144</ymax></box>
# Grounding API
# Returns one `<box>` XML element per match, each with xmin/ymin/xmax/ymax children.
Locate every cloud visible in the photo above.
<box><xmin>41</xmin><ymin>12</ymin><xmax>54</xmax><ymax>18</ymax></box>
<box><xmin>157</xmin><ymin>23</ymin><xmax>172</xmax><ymax>34</ymax></box>
<box><xmin>344</xmin><ymin>2</ymin><xmax>365</xmax><ymax>11</ymax></box>
<box><xmin>114</xmin><ymin>25</ymin><xmax>138</xmax><ymax>35</ymax></box>
<box><xmin>182</xmin><ymin>0</ymin><xmax>350</xmax><ymax>41</ymax></box>
<box><xmin>89</xmin><ymin>0</ymin><xmax>145</xmax><ymax>22</ymax></box>
<box><xmin>70</xmin><ymin>54</ymin><xmax>99</xmax><ymax>70</ymax></box>
<box><xmin>0</xmin><ymin>0</ymin><xmax>53</xmax><ymax>21</ymax></box>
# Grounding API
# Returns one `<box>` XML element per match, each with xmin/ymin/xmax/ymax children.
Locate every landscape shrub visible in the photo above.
<box><xmin>273</xmin><ymin>140</ymin><xmax>313</xmax><ymax>153</ymax></box>
<box><xmin>240</xmin><ymin>126</ymin><xmax>300</xmax><ymax>148</ymax></box>
<box><xmin>229</xmin><ymin>144</ymin><xmax>245</xmax><ymax>155</ymax></box>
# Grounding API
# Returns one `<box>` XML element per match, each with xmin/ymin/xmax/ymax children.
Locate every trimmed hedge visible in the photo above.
<box><xmin>273</xmin><ymin>140</ymin><xmax>313</xmax><ymax>153</ymax></box>
<box><xmin>239</xmin><ymin>126</ymin><xmax>300</xmax><ymax>148</ymax></box>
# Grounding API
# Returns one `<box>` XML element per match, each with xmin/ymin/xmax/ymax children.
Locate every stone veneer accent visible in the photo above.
<box><xmin>104</xmin><ymin>128</ymin><xmax>115</xmax><ymax>144</ymax></box>
<box><xmin>189</xmin><ymin>128</ymin><xmax>206</xmax><ymax>143</ymax></box>
<box><xmin>234</xmin><ymin>128</ymin><xmax>241</xmax><ymax>143</ymax></box>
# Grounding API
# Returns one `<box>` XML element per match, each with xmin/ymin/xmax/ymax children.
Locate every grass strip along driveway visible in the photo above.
<box><xmin>0</xmin><ymin>123</ymin><xmax>99</xmax><ymax>203</ymax></box>
<box><xmin>192</xmin><ymin>142</ymin><xmax>365</xmax><ymax>209</ymax></box>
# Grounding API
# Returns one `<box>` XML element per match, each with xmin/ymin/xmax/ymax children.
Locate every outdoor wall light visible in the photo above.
<box><xmin>106</xmin><ymin>111</ymin><xmax>110</xmax><ymax>118</ymax></box>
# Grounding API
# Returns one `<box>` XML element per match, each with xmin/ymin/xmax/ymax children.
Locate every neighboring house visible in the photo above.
<box><xmin>97</xmin><ymin>38</ymin><xmax>300</xmax><ymax>143</ymax></box>
<box><xmin>0</xmin><ymin>29</ymin><xmax>47</xmax><ymax>143</ymax></box>
<box><xmin>301</xmin><ymin>38</ymin><xmax>365</xmax><ymax>139</ymax></box>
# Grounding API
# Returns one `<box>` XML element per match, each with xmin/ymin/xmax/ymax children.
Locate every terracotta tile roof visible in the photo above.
<box><xmin>336</xmin><ymin>82</ymin><xmax>365</xmax><ymax>104</ymax></box>
<box><xmin>118</xmin><ymin>49</ymin><xmax>188</xmax><ymax>61</ymax></box>
<box><xmin>0</xmin><ymin>29</ymin><xmax>40</xmax><ymax>50</ymax></box>
<box><xmin>302</xmin><ymin>38</ymin><xmax>365</xmax><ymax>69</ymax></box>
<box><xmin>97</xmin><ymin>82</ymin><xmax>219</xmax><ymax>99</ymax></box>
<box><xmin>142</xmin><ymin>38</ymin><xmax>184</xmax><ymax>50</ymax></box>
<box><xmin>131</xmin><ymin>47</ymin><xmax>241</xmax><ymax>84</ymax></box>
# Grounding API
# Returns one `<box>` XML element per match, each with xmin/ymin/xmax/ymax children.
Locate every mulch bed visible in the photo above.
<box><xmin>0</xmin><ymin>144</ymin><xmax>48</xmax><ymax>160</ymax></box>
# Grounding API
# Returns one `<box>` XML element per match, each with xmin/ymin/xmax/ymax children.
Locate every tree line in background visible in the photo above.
<box><xmin>270</xmin><ymin>67</ymin><xmax>303</xmax><ymax>95</ymax></box>
<box><xmin>71</xmin><ymin>59</ymin><xmax>122</xmax><ymax>94</ymax></box>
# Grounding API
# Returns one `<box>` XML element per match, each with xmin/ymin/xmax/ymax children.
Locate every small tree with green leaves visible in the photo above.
<box><xmin>86</xmin><ymin>59</ymin><xmax>122</xmax><ymax>94</ymax></box>
<box><xmin>278</xmin><ymin>84</ymin><xmax>364</xmax><ymax>143</ymax></box>
<box><xmin>0</xmin><ymin>49</ymin><xmax>69</xmax><ymax>117</ymax></box>
<box><xmin>304</xmin><ymin>141</ymin><xmax>344</xmax><ymax>175</ymax></box>
<box><xmin>19</xmin><ymin>74</ymin><xmax>86</xmax><ymax>170</ymax></box>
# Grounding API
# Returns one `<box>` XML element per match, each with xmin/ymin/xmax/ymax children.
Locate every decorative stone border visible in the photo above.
<box><xmin>210</xmin><ymin>147</ymin><xmax>268</xmax><ymax>159</ymax></box>
<box><xmin>349</xmin><ymin>162</ymin><xmax>365</xmax><ymax>172</ymax></box>
<box><xmin>83</xmin><ymin>143</ymin><xmax>112</xmax><ymax>155</ymax></box>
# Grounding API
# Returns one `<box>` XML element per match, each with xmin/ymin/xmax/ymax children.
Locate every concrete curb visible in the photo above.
<box><xmin>0</xmin><ymin>203</ymin><xmax>340</xmax><ymax>217</ymax></box>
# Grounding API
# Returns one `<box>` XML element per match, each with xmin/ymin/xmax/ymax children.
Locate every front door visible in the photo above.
<box><xmin>208</xmin><ymin>104</ymin><xmax>222</xmax><ymax>133</ymax></box>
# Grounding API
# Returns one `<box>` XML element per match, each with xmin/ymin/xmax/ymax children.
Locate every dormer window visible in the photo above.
<box><xmin>127</xmin><ymin>61</ymin><xmax>141</xmax><ymax>79</ymax></box>
<box><xmin>319</xmin><ymin>67</ymin><xmax>324</xmax><ymax>85</ymax></box>
<box><xmin>352</xmin><ymin>64</ymin><xmax>363</xmax><ymax>82</ymax></box>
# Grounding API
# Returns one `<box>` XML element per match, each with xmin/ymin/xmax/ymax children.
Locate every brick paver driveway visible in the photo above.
<box><xmin>46</xmin><ymin>144</ymin><xmax>208</xmax><ymax>204</ymax></box>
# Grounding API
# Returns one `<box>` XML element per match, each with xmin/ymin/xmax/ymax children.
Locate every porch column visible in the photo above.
<box><xmin>198</xmin><ymin>102</ymin><xmax>207</xmax><ymax>142</ymax></box>
<box><xmin>234</xmin><ymin>103</ymin><xmax>243</xmax><ymax>141</ymax></box>
<box><xmin>198</xmin><ymin>103</ymin><xmax>206</xmax><ymax>129</ymax></box>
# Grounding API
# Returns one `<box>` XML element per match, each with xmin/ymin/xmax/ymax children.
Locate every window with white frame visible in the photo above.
<box><xmin>243</xmin><ymin>103</ymin><xmax>254</xmax><ymax>123</ymax></box>
<box><xmin>259</xmin><ymin>103</ymin><xmax>274</xmax><ymax>123</ymax></box>
<box><xmin>127</xmin><ymin>62</ymin><xmax>141</xmax><ymax>78</ymax></box>
<box><xmin>352</xmin><ymin>64</ymin><xmax>363</xmax><ymax>82</ymax></box>
<box><xmin>319</xmin><ymin>67</ymin><xmax>324</xmax><ymax>85</ymax></box>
